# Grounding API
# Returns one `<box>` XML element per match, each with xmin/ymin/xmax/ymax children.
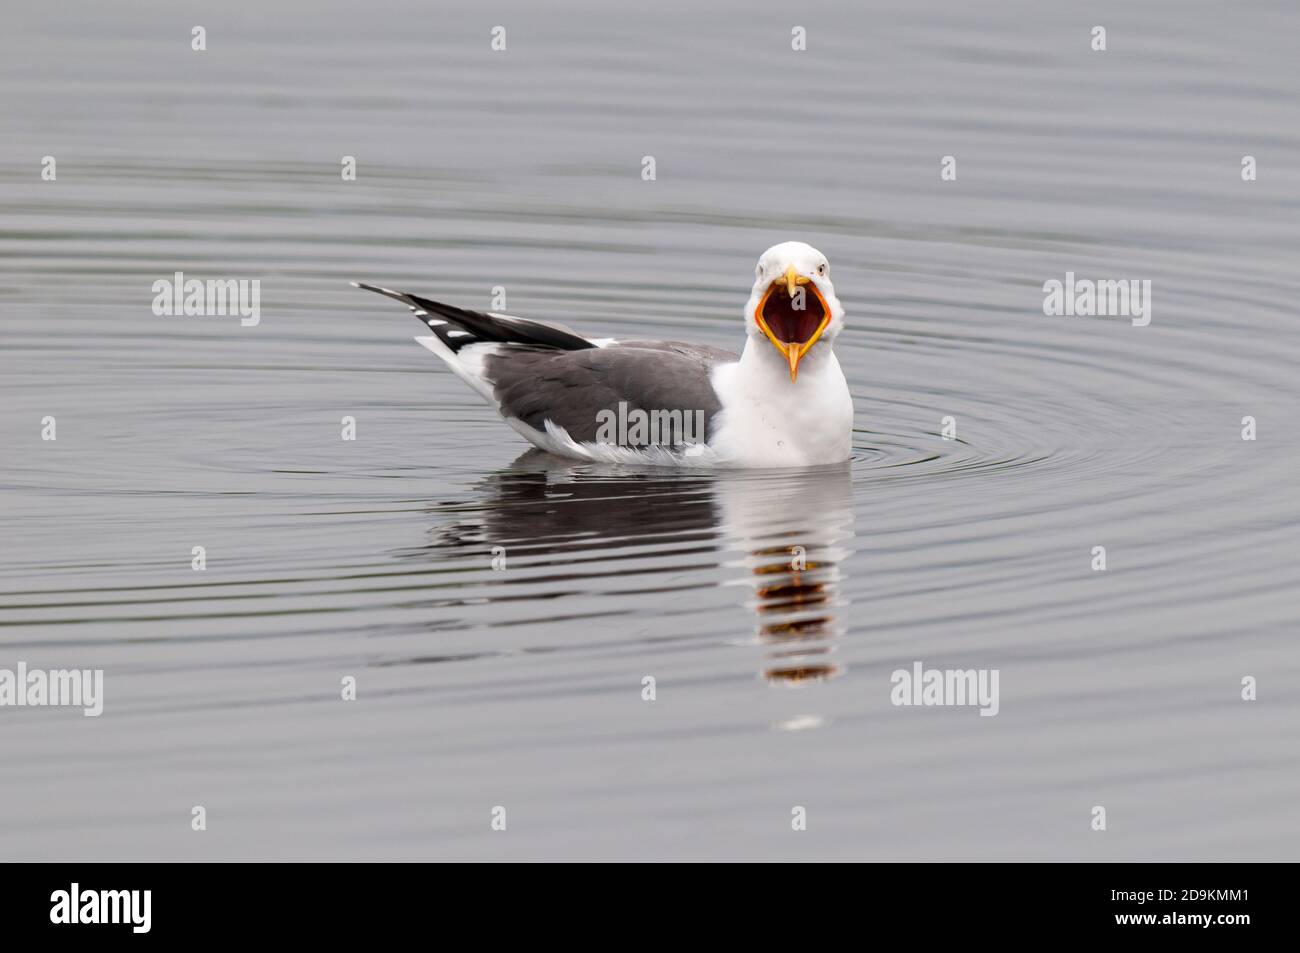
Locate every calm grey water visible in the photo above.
<box><xmin>2</xmin><ymin>0</ymin><xmax>1298</xmax><ymax>861</ymax></box>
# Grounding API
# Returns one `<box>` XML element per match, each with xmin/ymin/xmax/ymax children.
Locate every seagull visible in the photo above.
<box><xmin>354</xmin><ymin>241</ymin><xmax>853</xmax><ymax>467</ymax></box>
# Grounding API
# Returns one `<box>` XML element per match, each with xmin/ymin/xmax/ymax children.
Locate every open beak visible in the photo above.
<box><xmin>755</xmin><ymin>266</ymin><xmax>831</xmax><ymax>382</ymax></box>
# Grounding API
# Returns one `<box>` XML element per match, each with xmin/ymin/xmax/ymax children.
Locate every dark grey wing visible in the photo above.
<box><xmin>486</xmin><ymin>342</ymin><xmax>737</xmax><ymax>445</ymax></box>
<box><xmin>611</xmin><ymin>340</ymin><xmax>739</xmax><ymax>364</ymax></box>
<box><xmin>351</xmin><ymin>282</ymin><xmax>737</xmax><ymax>446</ymax></box>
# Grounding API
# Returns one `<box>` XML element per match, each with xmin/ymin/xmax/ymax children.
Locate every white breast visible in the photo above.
<box><xmin>708</xmin><ymin>340</ymin><xmax>854</xmax><ymax>467</ymax></box>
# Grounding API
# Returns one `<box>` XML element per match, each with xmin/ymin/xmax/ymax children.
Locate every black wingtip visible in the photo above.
<box><xmin>351</xmin><ymin>282</ymin><xmax>434</xmax><ymax>333</ymax></box>
<box><xmin>352</xmin><ymin>281</ymin><xmax>407</xmax><ymax>302</ymax></box>
<box><xmin>354</xmin><ymin>283</ymin><xmax>595</xmax><ymax>350</ymax></box>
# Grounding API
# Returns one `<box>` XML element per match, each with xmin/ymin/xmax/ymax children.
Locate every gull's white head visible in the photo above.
<box><xmin>745</xmin><ymin>241</ymin><xmax>844</xmax><ymax>381</ymax></box>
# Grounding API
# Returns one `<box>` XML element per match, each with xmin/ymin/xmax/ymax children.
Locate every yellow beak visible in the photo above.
<box><xmin>754</xmin><ymin>269</ymin><xmax>830</xmax><ymax>383</ymax></box>
<box><xmin>783</xmin><ymin>265</ymin><xmax>808</xmax><ymax>297</ymax></box>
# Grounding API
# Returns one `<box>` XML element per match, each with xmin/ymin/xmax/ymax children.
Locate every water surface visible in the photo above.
<box><xmin>1</xmin><ymin>0</ymin><xmax>1298</xmax><ymax>860</ymax></box>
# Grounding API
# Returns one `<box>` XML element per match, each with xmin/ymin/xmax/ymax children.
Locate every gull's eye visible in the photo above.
<box><xmin>817</xmin><ymin>262</ymin><xmax>828</xmax><ymax>277</ymax></box>
<box><xmin>756</xmin><ymin>263</ymin><xmax>764</xmax><ymax>278</ymax></box>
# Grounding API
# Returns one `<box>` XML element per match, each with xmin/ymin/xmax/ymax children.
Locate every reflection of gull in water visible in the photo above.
<box><xmin>717</xmin><ymin>464</ymin><xmax>853</xmax><ymax>686</ymax></box>
<box><xmin>408</xmin><ymin>452</ymin><xmax>719</xmax><ymax>560</ymax></box>
<box><xmin>403</xmin><ymin>452</ymin><xmax>852</xmax><ymax>689</ymax></box>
